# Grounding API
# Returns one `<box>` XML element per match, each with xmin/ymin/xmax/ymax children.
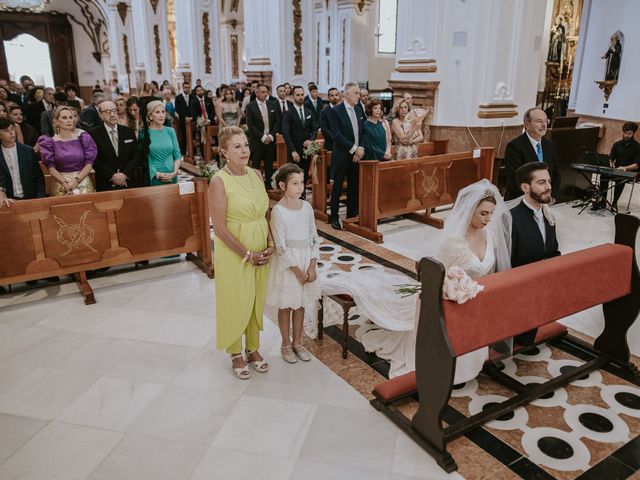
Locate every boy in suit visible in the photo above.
<box><xmin>0</xmin><ymin>117</ymin><xmax>45</xmax><ymax>200</ymax></box>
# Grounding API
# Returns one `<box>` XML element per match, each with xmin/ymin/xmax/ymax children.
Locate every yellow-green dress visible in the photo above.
<box><xmin>214</xmin><ymin>168</ymin><xmax>270</xmax><ymax>350</ymax></box>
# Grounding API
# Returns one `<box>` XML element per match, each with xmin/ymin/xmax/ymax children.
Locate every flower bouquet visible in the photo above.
<box><xmin>395</xmin><ymin>266</ymin><xmax>483</xmax><ymax>305</ymax></box>
<box><xmin>197</xmin><ymin>160</ymin><xmax>220</xmax><ymax>181</ymax></box>
<box><xmin>303</xmin><ymin>140</ymin><xmax>321</xmax><ymax>159</ymax></box>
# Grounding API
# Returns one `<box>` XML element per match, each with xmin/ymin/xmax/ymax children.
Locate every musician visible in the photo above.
<box><xmin>504</xmin><ymin>108</ymin><xmax>560</xmax><ymax>201</ymax></box>
<box><xmin>595</xmin><ymin>122</ymin><xmax>640</xmax><ymax>211</ymax></box>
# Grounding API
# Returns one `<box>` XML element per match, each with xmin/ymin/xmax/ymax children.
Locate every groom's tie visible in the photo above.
<box><xmin>536</xmin><ymin>142</ymin><xmax>543</xmax><ymax>162</ymax></box>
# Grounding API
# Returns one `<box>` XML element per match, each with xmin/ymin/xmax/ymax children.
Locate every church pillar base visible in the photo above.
<box><xmin>387</xmin><ymin>80</ymin><xmax>439</xmax><ymax>110</ymax></box>
<box><xmin>244</xmin><ymin>70</ymin><xmax>273</xmax><ymax>86</ymax></box>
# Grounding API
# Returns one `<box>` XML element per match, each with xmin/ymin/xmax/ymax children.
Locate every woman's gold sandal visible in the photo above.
<box><xmin>231</xmin><ymin>354</ymin><xmax>251</xmax><ymax>380</ymax></box>
<box><xmin>246</xmin><ymin>350</ymin><xmax>269</xmax><ymax>373</ymax></box>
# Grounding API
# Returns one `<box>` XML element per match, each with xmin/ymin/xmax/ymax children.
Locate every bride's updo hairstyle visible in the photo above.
<box><xmin>218</xmin><ymin>126</ymin><xmax>246</xmax><ymax>159</ymax></box>
<box><xmin>477</xmin><ymin>190</ymin><xmax>497</xmax><ymax>206</ymax></box>
<box><xmin>275</xmin><ymin>163</ymin><xmax>303</xmax><ymax>191</ymax></box>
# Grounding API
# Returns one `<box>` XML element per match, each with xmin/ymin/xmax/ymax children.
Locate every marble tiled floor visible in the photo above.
<box><xmin>0</xmin><ymin>261</ymin><xmax>461</xmax><ymax>479</ymax></box>
<box><xmin>0</xmin><ymin>187</ymin><xmax>639</xmax><ymax>479</ymax></box>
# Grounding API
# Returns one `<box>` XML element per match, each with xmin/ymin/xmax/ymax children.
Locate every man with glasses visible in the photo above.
<box><xmin>89</xmin><ymin>100</ymin><xmax>140</xmax><ymax>191</ymax></box>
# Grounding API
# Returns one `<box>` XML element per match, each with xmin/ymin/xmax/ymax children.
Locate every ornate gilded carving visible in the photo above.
<box><xmin>117</xmin><ymin>2</ymin><xmax>127</xmax><ymax>25</ymax></box>
<box><xmin>203</xmin><ymin>12</ymin><xmax>212</xmax><ymax>74</ymax></box>
<box><xmin>293</xmin><ymin>0</ymin><xmax>303</xmax><ymax>75</ymax></box>
<box><xmin>54</xmin><ymin>212</ymin><xmax>97</xmax><ymax>257</ymax></box>
<box><xmin>123</xmin><ymin>33</ymin><xmax>131</xmax><ymax>74</ymax></box>
<box><xmin>316</xmin><ymin>21</ymin><xmax>320</xmax><ymax>84</ymax></box>
<box><xmin>153</xmin><ymin>25</ymin><xmax>162</xmax><ymax>74</ymax></box>
<box><xmin>49</xmin><ymin>0</ymin><xmax>108</xmax><ymax>63</ymax></box>
<box><xmin>419</xmin><ymin>169</ymin><xmax>439</xmax><ymax>198</ymax></box>
<box><xmin>341</xmin><ymin>18</ymin><xmax>346</xmax><ymax>85</ymax></box>
<box><xmin>231</xmin><ymin>0</ymin><xmax>239</xmax><ymax>12</ymax></box>
<box><xmin>150</xmin><ymin>0</ymin><xmax>159</xmax><ymax>14</ymax></box>
<box><xmin>230</xmin><ymin>34</ymin><xmax>239</xmax><ymax>78</ymax></box>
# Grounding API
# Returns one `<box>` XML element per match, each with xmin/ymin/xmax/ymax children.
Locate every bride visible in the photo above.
<box><xmin>316</xmin><ymin>179</ymin><xmax>511</xmax><ymax>381</ymax></box>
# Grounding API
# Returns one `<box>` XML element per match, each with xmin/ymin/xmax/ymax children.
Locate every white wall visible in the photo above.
<box><xmin>573</xmin><ymin>0</ymin><xmax>640</xmax><ymax>121</ymax></box>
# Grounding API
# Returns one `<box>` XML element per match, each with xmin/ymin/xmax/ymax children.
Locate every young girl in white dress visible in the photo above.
<box><xmin>266</xmin><ymin>164</ymin><xmax>321</xmax><ymax>363</ymax></box>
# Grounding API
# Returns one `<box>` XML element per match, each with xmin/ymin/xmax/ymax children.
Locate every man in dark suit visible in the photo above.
<box><xmin>0</xmin><ymin>118</ymin><xmax>45</xmax><ymax>200</ymax></box>
<box><xmin>174</xmin><ymin>81</ymin><xmax>198</xmax><ymax>154</ymax></box>
<box><xmin>319</xmin><ymin>87</ymin><xmax>341</xmax><ymax>153</ymax></box>
<box><xmin>40</xmin><ymin>92</ymin><xmax>68</xmax><ymax>137</ymax></box>
<box><xmin>246</xmin><ymin>84</ymin><xmax>279</xmax><ymax>189</ymax></box>
<box><xmin>510</xmin><ymin>162</ymin><xmax>561</xmax><ymax>345</ymax></box>
<box><xmin>89</xmin><ymin>101</ymin><xmax>140</xmax><ymax>191</ymax></box>
<box><xmin>79</xmin><ymin>91</ymin><xmax>106</xmax><ymax>131</ymax></box>
<box><xmin>504</xmin><ymin>108</ymin><xmax>560</xmax><ymax>201</ymax></box>
<box><xmin>328</xmin><ymin>82</ymin><xmax>365</xmax><ymax>229</ymax></box>
<box><xmin>304</xmin><ymin>84</ymin><xmax>324</xmax><ymax>127</ymax></box>
<box><xmin>192</xmin><ymin>85</ymin><xmax>215</xmax><ymax>124</ymax></box>
<box><xmin>26</xmin><ymin>87</ymin><xmax>55</xmax><ymax>135</ymax></box>
<box><xmin>274</xmin><ymin>84</ymin><xmax>294</xmax><ymax>133</ymax></box>
<box><xmin>283</xmin><ymin>85</ymin><xmax>317</xmax><ymax>195</ymax></box>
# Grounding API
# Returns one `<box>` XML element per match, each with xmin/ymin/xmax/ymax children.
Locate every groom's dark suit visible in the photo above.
<box><xmin>510</xmin><ymin>199</ymin><xmax>561</xmax><ymax>344</ymax></box>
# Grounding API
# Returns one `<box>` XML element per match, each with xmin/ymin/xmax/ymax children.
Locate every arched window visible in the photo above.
<box><xmin>4</xmin><ymin>33</ymin><xmax>54</xmax><ymax>86</ymax></box>
<box><xmin>377</xmin><ymin>0</ymin><xmax>398</xmax><ymax>54</ymax></box>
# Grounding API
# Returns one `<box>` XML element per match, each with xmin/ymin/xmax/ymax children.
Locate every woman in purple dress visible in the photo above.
<box><xmin>37</xmin><ymin>106</ymin><xmax>98</xmax><ymax>196</ymax></box>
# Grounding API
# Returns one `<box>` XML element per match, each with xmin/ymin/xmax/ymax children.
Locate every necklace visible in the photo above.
<box><xmin>224</xmin><ymin>165</ymin><xmax>254</xmax><ymax>192</ymax></box>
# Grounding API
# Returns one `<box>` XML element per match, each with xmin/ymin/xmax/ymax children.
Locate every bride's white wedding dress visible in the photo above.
<box><xmin>315</xmin><ymin>232</ymin><xmax>496</xmax><ymax>380</ymax></box>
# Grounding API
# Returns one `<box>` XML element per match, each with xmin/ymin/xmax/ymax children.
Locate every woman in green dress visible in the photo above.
<box><xmin>209</xmin><ymin>126</ymin><xmax>275</xmax><ymax>379</ymax></box>
<box><xmin>142</xmin><ymin>100</ymin><xmax>182</xmax><ymax>186</ymax></box>
<box><xmin>361</xmin><ymin>98</ymin><xmax>391</xmax><ymax>161</ymax></box>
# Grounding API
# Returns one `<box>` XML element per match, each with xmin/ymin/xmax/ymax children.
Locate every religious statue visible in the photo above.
<box><xmin>547</xmin><ymin>15</ymin><xmax>565</xmax><ymax>63</ymax></box>
<box><xmin>602</xmin><ymin>31</ymin><xmax>623</xmax><ymax>82</ymax></box>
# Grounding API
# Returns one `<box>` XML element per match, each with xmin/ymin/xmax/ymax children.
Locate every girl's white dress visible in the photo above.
<box><xmin>266</xmin><ymin>201</ymin><xmax>321</xmax><ymax>310</ymax></box>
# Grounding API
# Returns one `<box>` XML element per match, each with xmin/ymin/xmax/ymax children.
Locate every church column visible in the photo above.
<box><xmin>389</xmin><ymin>0</ymin><xmax>547</xmax><ymax>155</ymax></box>
<box><xmin>130</xmin><ymin>0</ymin><xmax>171</xmax><ymax>88</ymax></box>
<box><xmin>173</xmin><ymin>0</ymin><xmax>223</xmax><ymax>89</ymax></box>
<box><xmin>243</xmin><ymin>0</ymin><xmax>285</xmax><ymax>87</ymax></box>
<box><xmin>106</xmin><ymin>0</ymin><xmax>135</xmax><ymax>92</ymax></box>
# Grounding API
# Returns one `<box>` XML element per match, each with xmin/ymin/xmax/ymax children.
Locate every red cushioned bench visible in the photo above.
<box><xmin>370</xmin><ymin>214</ymin><xmax>640</xmax><ymax>473</ymax></box>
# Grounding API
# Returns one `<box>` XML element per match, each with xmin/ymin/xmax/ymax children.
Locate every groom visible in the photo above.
<box><xmin>510</xmin><ymin>162</ymin><xmax>561</xmax><ymax>345</ymax></box>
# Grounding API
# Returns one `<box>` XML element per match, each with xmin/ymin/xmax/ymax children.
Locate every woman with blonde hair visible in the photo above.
<box><xmin>208</xmin><ymin>126</ymin><xmax>274</xmax><ymax>379</ymax></box>
<box><xmin>140</xmin><ymin>100</ymin><xmax>182</xmax><ymax>186</ymax></box>
<box><xmin>392</xmin><ymin>100</ymin><xmax>424</xmax><ymax>160</ymax></box>
<box><xmin>37</xmin><ymin>105</ymin><xmax>97</xmax><ymax>196</ymax></box>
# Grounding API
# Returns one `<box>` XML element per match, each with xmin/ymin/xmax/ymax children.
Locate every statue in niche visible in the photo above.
<box><xmin>602</xmin><ymin>31</ymin><xmax>623</xmax><ymax>82</ymax></box>
<box><xmin>547</xmin><ymin>15</ymin><xmax>566</xmax><ymax>63</ymax></box>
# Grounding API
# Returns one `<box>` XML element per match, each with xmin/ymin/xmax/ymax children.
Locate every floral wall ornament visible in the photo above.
<box><xmin>230</xmin><ymin>0</ymin><xmax>239</xmax><ymax>12</ymax></box>
<box><xmin>203</xmin><ymin>12</ymin><xmax>212</xmax><ymax>74</ymax></box>
<box><xmin>153</xmin><ymin>24</ymin><xmax>162</xmax><ymax>74</ymax></box>
<box><xmin>149</xmin><ymin>0</ymin><xmax>159</xmax><ymax>14</ymax></box>
<box><xmin>117</xmin><ymin>2</ymin><xmax>127</xmax><ymax>25</ymax></box>
<box><xmin>293</xmin><ymin>0</ymin><xmax>303</xmax><ymax>75</ymax></box>
<box><xmin>230</xmin><ymin>34</ymin><xmax>239</xmax><ymax>78</ymax></box>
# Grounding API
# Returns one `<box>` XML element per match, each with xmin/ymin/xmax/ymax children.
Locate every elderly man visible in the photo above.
<box><xmin>504</xmin><ymin>108</ymin><xmax>560</xmax><ymax>201</ymax></box>
<box><xmin>328</xmin><ymin>82</ymin><xmax>365</xmax><ymax>229</ymax></box>
<box><xmin>89</xmin><ymin>100</ymin><xmax>140</xmax><ymax>191</ymax></box>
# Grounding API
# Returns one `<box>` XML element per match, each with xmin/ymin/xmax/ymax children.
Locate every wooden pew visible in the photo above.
<box><xmin>203</xmin><ymin>125</ymin><xmax>220</xmax><ymax>164</ymax></box>
<box><xmin>0</xmin><ymin>179</ymin><xmax>213</xmax><ymax>304</ymax></box>
<box><xmin>342</xmin><ymin>147</ymin><xmax>494</xmax><ymax>243</ymax></box>
<box><xmin>276</xmin><ymin>133</ymin><xmax>287</xmax><ymax>170</ymax></box>
<box><xmin>184</xmin><ymin>117</ymin><xmax>195</xmax><ymax>165</ymax></box>
<box><xmin>370</xmin><ymin>214</ymin><xmax>640</xmax><ymax>472</ymax></box>
<box><xmin>311</xmin><ymin>140</ymin><xmax>449</xmax><ymax>223</ymax></box>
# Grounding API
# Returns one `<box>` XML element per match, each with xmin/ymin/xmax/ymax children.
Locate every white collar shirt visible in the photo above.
<box><xmin>1</xmin><ymin>144</ymin><xmax>23</xmax><ymax>198</ymax></box>
<box><xmin>522</xmin><ymin>197</ymin><xmax>546</xmax><ymax>242</ymax></box>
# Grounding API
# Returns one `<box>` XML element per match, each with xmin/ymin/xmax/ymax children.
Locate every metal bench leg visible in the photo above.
<box><xmin>626</xmin><ymin>181</ymin><xmax>636</xmax><ymax>214</ymax></box>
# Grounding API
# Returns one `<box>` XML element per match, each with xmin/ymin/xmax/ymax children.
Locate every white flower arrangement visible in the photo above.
<box><xmin>395</xmin><ymin>266</ymin><xmax>483</xmax><ymax>305</ymax></box>
<box><xmin>197</xmin><ymin>160</ymin><xmax>220</xmax><ymax>180</ymax></box>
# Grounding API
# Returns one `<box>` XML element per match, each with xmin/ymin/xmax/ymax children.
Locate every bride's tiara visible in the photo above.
<box><xmin>480</xmin><ymin>189</ymin><xmax>495</xmax><ymax>200</ymax></box>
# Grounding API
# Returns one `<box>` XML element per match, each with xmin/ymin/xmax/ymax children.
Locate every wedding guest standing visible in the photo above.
<box><xmin>208</xmin><ymin>126</ymin><xmax>274</xmax><ymax>379</ymax></box>
<box><xmin>361</xmin><ymin>98</ymin><xmax>390</xmax><ymax>161</ymax></box>
<box><xmin>245</xmin><ymin>84</ymin><xmax>278</xmax><ymax>189</ymax></box>
<box><xmin>391</xmin><ymin>100</ymin><xmax>423</xmax><ymax>160</ymax></box>
<box><xmin>8</xmin><ymin>105</ymin><xmax>38</xmax><ymax>147</ymax></box>
<box><xmin>37</xmin><ymin>105</ymin><xmax>97</xmax><ymax>196</ymax></box>
<box><xmin>89</xmin><ymin>100</ymin><xmax>140</xmax><ymax>191</ymax></box>
<box><xmin>282</xmin><ymin>85</ymin><xmax>317</xmax><ymax>192</ymax></box>
<box><xmin>140</xmin><ymin>100</ymin><xmax>181</xmax><ymax>186</ymax></box>
<box><xmin>266</xmin><ymin>164</ymin><xmax>320</xmax><ymax>364</ymax></box>
<box><xmin>216</xmin><ymin>88</ymin><xmax>241</xmax><ymax>127</ymax></box>
<box><xmin>0</xmin><ymin>118</ymin><xmax>45</xmax><ymax>199</ymax></box>
<box><xmin>126</xmin><ymin>97</ymin><xmax>142</xmax><ymax>137</ymax></box>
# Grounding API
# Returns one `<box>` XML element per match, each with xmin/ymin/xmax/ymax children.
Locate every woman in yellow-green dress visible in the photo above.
<box><xmin>209</xmin><ymin>126</ymin><xmax>275</xmax><ymax>380</ymax></box>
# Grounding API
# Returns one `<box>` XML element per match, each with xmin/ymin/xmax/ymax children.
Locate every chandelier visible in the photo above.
<box><xmin>0</xmin><ymin>0</ymin><xmax>49</xmax><ymax>12</ymax></box>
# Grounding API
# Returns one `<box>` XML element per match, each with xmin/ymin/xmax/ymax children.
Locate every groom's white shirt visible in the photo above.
<box><xmin>522</xmin><ymin>196</ymin><xmax>546</xmax><ymax>242</ymax></box>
